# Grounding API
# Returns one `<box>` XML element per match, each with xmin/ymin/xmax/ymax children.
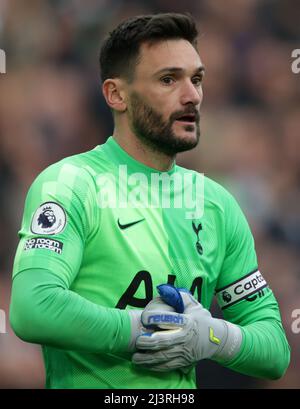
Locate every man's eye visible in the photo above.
<box><xmin>160</xmin><ymin>76</ymin><xmax>175</xmax><ymax>85</ymax></box>
<box><xmin>192</xmin><ymin>76</ymin><xmax>203</xmax><ymax>86</ymax></box>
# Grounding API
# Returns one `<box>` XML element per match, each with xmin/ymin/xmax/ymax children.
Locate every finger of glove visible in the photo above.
<box><xmin>144</xmin><ymin>296</ymin><xmax>176</xmax><ymax>314</ymax></box>
<box><xmin>178</xmin><ymin>291</ymin><xmax>204</xmax><ymax>311</ymax></box>
<box><xmin>127</xmin><ymin>310</ymin><xmax>143</xmax><ymax>352</ymax></box>
<box><xmin>133</xmin><ymin>346</ymin><xmax>189</xmax><ymax>370</ymax></box>
<box><xmin>136</xmin><ymin>326</ymin><xmax>187</xmax><ymax>350</ymax></box>
<box><xmin>157</xmin><ymin>284</ymin><xmax>185</xmax><ymax>313</ymax></box>
<box><xmin>157</xmin><ymin>285</ymin><xmax>205</xmax><ymax>314</ymax></box>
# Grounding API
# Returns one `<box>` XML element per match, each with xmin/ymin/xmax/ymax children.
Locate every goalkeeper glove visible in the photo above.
<box><xmin>132</xmin><ymin>284</ymin><xmax>243</xmax><ymax>371</ymax></box>
<box><xmin>127</xmin><ymin>292</ymin><xmax>177</xmax><ymax>352</ymax></box>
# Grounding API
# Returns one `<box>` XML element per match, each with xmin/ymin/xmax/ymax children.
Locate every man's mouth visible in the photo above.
<box><xmin>175</xmin><ymin>113</ymin><xmax>197</xmax><ymax>124</ymax></box>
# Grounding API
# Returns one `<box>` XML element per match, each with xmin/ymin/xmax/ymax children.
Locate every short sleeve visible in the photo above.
<box><xmin>12</xmin><ymin>161</ymin><xmax>96</xmax><ymax>287</ymax></box>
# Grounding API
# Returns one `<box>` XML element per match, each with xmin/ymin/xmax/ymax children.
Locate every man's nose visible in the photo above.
<box><xmin>180</xmin><ymin>81</ymin><xmax>203</xmax><ymax>106</ymax></box>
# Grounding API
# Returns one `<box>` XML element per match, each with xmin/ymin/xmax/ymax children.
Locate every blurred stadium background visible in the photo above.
<box><xmin>0</xmin><ymin>0</ymin><xmax>299</xmax><ymax>389</ymax></box>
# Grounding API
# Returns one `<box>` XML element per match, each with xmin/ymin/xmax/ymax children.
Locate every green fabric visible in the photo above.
<box><xmin>10</xmin><ymin>136</ymin><xmax>290</xmax><ymax>388</ymax></box>
<box><xmin>213</xmin><ymin>287</ymin><xmax>290</xmax><ymax>379</ymax></box>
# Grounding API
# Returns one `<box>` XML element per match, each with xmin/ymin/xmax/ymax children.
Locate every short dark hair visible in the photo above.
<box><xmin>99</xmin><ymin>13</ymin><xmax>198</xmax><ymax>83</ymax></box>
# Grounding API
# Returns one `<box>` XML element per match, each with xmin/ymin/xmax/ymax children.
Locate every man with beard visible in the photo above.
<box><xmin>10</xmin><ymin>13</ymin><xmax>290</xmax><ymax>389</ymax></box>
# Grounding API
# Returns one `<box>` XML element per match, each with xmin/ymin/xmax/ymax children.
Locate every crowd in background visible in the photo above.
<box><xmin>0</xmin><ymin>0</ymin><xmax>299</xmax><ymax>388</ymax></box>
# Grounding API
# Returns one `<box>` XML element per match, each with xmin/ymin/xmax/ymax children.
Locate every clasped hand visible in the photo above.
<box><xmin>130</xmin><ymin>284</ymin><xmax>242</xmax><ymax>372</ymax></box>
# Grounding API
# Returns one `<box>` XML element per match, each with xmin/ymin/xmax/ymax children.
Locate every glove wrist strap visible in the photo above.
<box><xmin>213</xmin><ymin>320</ymin><xmax>243</xmax><ymax>363</ymax></box>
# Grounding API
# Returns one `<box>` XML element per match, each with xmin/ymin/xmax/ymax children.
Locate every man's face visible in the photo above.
<box><xmin>125</xmin><ymin>39</ymin><xmax>204</xmax><ymax>155</ymax></box>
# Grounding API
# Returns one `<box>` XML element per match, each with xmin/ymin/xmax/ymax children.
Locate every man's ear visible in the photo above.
<box><xmin>102</xmin><ymin>78</ymin><xmax>127</xmax><ymax>112</ymax></box>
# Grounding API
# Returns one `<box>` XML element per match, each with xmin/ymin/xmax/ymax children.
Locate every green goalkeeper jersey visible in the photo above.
<box><xmin>10</xmin><ymin>136</ymin><xmax>290</xmax><ymax>388</ymax></box>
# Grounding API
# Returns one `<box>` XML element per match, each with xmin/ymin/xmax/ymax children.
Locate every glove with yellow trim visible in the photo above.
<box><xmin>132</xmin><ymin>284</ymin><xmax>243</xmax><ymax>371</ymax></box>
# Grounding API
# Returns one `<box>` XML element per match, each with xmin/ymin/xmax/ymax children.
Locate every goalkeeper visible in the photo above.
<box><xmin>10</xmin><ymin>13</ymin><xmax>290</xmax><ymax>389</ymax></box>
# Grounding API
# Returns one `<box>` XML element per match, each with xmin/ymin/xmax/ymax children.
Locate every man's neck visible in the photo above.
<box><xmin>112</xmin><ymin>130</ymin><xmax>175</xmax><ymax>172</ymax></box>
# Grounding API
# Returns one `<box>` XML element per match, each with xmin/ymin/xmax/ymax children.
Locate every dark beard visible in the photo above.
<box><xmin>128</xmin><ymin>91</ymin><xmax>200</xmax><ymax>156</ymax></box>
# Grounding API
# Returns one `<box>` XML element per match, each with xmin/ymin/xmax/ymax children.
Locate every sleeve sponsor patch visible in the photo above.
<box><xmin>216</xmin><ymin>270</ymin><xmax>268</xmax><ymax>309</ymax></box>
<box><xmin>31</xmin><ymin>202</ymin><xmax>67</xmax><ymax>235</ymax></box>
<box><xmin>24</xmin><ymin>237</ymin><xmax>63</xmax><ymax>255</ymax></box>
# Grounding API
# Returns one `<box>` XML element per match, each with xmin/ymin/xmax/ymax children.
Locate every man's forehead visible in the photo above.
<box><xmin>137</xmin><ymin>39</ymin><xmax>202</xmax><ymax>75</ymax></box>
